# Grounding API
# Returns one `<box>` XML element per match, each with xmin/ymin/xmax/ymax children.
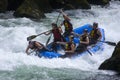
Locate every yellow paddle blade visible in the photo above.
<box><xmin>27</xmin><ymin>35</ymin><xmax>37</xmax><ymax>41</ymax></box>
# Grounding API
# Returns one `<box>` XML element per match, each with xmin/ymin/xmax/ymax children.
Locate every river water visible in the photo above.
<box><xmin>0</xmin><ymin>1</ymin><xmax>120</xmax><ymax>80</ymax></box>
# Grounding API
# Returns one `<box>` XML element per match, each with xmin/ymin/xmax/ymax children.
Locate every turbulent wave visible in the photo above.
<box><xmin>0</xmin><ymin>1</ymin><xmax>120</xmax><ymax>80</ymax></box>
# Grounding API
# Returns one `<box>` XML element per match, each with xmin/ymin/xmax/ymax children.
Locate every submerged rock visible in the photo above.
<box><xmin>99</xmin><ymin>41</ymin><xmax>120</xmax><ymax>73</ymax></box>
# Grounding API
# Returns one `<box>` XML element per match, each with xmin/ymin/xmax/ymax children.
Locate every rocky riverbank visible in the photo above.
<box><xmin>0</xmin><ymin>0</ymin><xmax>110</xmax><ymax>19</ymax></box>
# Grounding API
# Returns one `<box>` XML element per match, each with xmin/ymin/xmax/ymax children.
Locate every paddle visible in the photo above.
<box><xmin>27</xmin><ymin>9</ymin><xmax>62</xmax><ymax>41</ymax></box>
<box><xmin>86</xmin><ymin>49</ymin><xmax>93</xmax><ymax>56</ymax></box>
<box><xmin>45</xmin><ymin>33</ymin><xmax>52</xmax><ymax>46</ymax></box>
<box><xmin>99</xmin><ymin>40</ymin><xmax>116</xmax><ymax>46</ymax></box>
<box><xmin>27</xmin><ymin>29</ymin><xmax>51</xmax><ymax>41</ymax></box>
<box><xmin>45</xmin><ymin>11</ymin><xmax>61</xmax><ymax>46</ymax></box>
<box><xmin>87</xmin><ymin>41</ymin><xmax>116</xmax><ymax>56</ymax></box>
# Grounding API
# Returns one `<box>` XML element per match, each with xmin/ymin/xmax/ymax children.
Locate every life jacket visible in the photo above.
<box><xmin>63</xmin><ymin>20</ymin><xmax>73</xmax><ymax>32</ymax></box>
<box><xmin>90</xmin><ymin>29</ymin><xmax>99</xmax><ymax>40</ymax></box>
<box><xmin>65</xmin><ymin>42</ymin><xmax>72</xmax><ymax>50</ymax></box>
<box><xmin>80</xmin><ymin>35</ymin><xmax>88</xmax><ymax>42</ymax></box>
<box><xmin>65</xmin><ymin>41</ymin><xmax>75</xmax><ymax>51</ymax></box>
<box><xmin>52</xmin><ymin>28</ymin><xmax>63</xmax><ymax>42</ymax></box>
<box><xmin>80</xmin><ymin>34</ymin><xmax>89</xmax><ymax>46</ymax></box>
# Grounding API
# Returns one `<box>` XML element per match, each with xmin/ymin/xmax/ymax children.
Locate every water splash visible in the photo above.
<box><xmin>0</xmin><ymin>1</ymin><xmax>120</xmax><ymax>79</ymax></box>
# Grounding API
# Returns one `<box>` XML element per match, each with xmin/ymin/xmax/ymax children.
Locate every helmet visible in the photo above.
<box><xmin>69</xmin><ymin>35</ymin><xmax>74</xmax><ymax>39</ymax></box>
<box><xmin>84</xmin><ymin>29</ymin><xmax>88</xmax><ymax>33</ymax></box>
<box><xmin>93</xmin><ymin>22</ymin><xmax>98</xmax><ymax>27</ymax></box>
<box><xmin>51</xmin><ymin>23</ymin><xmax>57</xmax><ymax>27</ymax></box>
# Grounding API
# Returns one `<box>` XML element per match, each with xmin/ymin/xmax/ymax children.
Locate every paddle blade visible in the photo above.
<box><xmin>46</xmin><ymin>33</ymin><xmax>52</xmax><ymax>46</ymax></box>
<box><xmin>27</xmin><ymin>35</ymin><xmax>37</xmax><ymax>41</ymax></box>
<box><xmin>105</xmin><ymin>41</ymin><xmax>116</xmax><ymax>46</ymax></box>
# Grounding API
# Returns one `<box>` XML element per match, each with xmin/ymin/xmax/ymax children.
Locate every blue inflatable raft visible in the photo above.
<box><xmin>38</xmin><ymin>24</ymin><xmax>105</xmax><ymax>58</ymax></box>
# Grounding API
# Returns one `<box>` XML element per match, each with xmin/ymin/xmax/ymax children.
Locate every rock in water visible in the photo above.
<box><xmin>99</xmin><ymin>41</ymin><xmax>120</xmax><ymax>73</ymax></box>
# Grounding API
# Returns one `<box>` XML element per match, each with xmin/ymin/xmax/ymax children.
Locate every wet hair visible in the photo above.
<box><xmin>51</xmin><ymin>23</ymin><xmax>57</xmax><ymax>27</ymax></box>
<box><xmin>29</xmin><ymin>41</ymin><xmax>34</xmax><ymax>45</ymax></box>
<box><xmin>93</xmin><ymin>22</ymin><xmax>98</xmax><ymax>27</ymax></box>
